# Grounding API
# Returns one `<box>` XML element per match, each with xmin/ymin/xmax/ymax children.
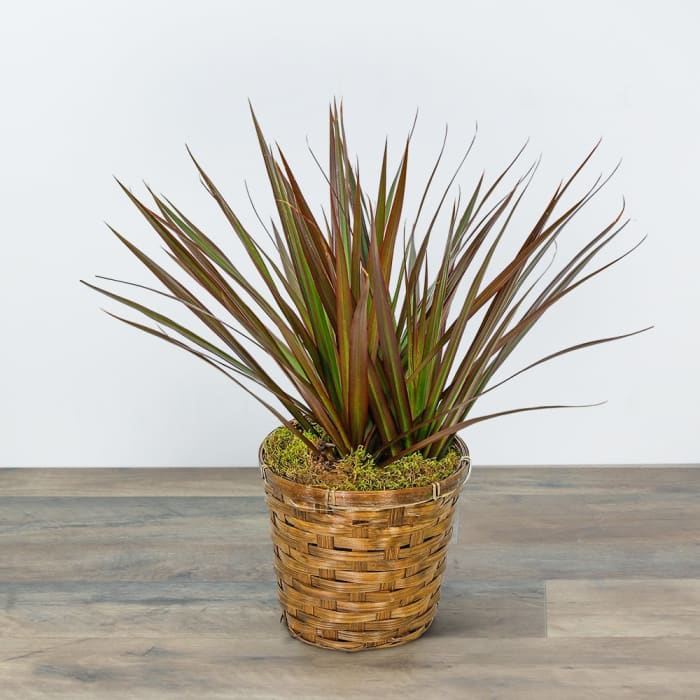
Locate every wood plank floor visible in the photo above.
<box><xmin>0</xmin><ymin>466</ymin><xmax>698</xmax><ymax>699</ymax></box>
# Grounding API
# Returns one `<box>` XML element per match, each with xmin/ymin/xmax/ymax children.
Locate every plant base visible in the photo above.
<box><xmin>260</xmin><ymin>436</ymin><xmax>470</xmax><ymax>651</ymax></box>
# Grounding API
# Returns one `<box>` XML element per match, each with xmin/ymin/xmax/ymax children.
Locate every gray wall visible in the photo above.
<box><xmin>2</xmin><ymin>0</ymin><xmax>697</xmax><ymax>466</ymax></box>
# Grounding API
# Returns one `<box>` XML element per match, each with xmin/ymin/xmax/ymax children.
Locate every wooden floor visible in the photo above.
<box><xmin>1</xmin><ymin>466</ymin><xmax>699</xmax><ymax>699</ymax></box>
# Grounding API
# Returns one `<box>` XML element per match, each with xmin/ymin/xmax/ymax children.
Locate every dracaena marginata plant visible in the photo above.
<box><xmin>83</xmin><ymin>104</ymin><xmax>649</xmax><ymax>466</ymax></box>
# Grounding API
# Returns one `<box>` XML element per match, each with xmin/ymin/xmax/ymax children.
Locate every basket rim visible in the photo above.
<box><xmin>259</xmin><ymin>430</ymin><xmax>470</xmax><ymax>509</ymax></box>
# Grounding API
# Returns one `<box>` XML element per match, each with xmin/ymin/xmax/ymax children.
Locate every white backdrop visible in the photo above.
<box><xmin>1</xmin><ymin>0</ymin><xmax>698</xmax><ymax>467</ymax></box>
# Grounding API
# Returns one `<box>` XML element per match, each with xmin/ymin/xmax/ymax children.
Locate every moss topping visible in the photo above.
<box><xmin>262</xmin><ymin>426</ymin><xmax>461</xmax><ymax>491</ymax></box>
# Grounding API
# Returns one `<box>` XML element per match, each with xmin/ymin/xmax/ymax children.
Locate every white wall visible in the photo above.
<box><xmin>1</xmin><ymin>0</ymin><xmax>698</xmax><ymax>467</ymax></box>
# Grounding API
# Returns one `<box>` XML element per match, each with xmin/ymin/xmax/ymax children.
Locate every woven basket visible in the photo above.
<box><xmin>259</xmin><ymin>434</ymin><xmax>471</xmax><ymax>651</ymax></box>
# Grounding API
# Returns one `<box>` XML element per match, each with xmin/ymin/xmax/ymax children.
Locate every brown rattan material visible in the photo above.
<box><xmin>259</xmin><ymin>435</ymin><xmax>471</xmax><ymax>651</ymax></box>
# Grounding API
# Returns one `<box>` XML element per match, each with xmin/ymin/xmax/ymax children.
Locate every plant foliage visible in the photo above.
<box><xmin>83</xmin><ymin>103</ymin><xmax>649</xmax><ymax>465</ymax></box>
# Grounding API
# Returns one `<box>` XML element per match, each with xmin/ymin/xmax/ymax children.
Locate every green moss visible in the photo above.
<box><xmin>260</xmin><ymin>426</ymin><xmax>325</xmax><ymax>486</ymax></box>
<box><xmin>262</xmin><ymin>426</ymin><xmax>461</xmax><ymax>491</ymax></box>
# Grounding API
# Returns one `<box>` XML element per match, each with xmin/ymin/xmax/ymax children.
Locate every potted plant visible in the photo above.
<box><xmin>83</xmin><ymin>103</ymin><xmax>648</xmax><ymax>651</ymax></box>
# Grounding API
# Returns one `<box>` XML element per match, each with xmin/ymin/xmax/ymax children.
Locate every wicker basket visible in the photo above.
<box><xmin>259</xmin><ymin>435</ymin><xmax>471</xmax><ymax>651</ymax></box>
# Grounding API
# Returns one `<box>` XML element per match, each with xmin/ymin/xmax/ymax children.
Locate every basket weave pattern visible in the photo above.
<box><xmin>260</xmin><ymin>437</ymin><xmax>470</xmax><ymax>651</ymax></box>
